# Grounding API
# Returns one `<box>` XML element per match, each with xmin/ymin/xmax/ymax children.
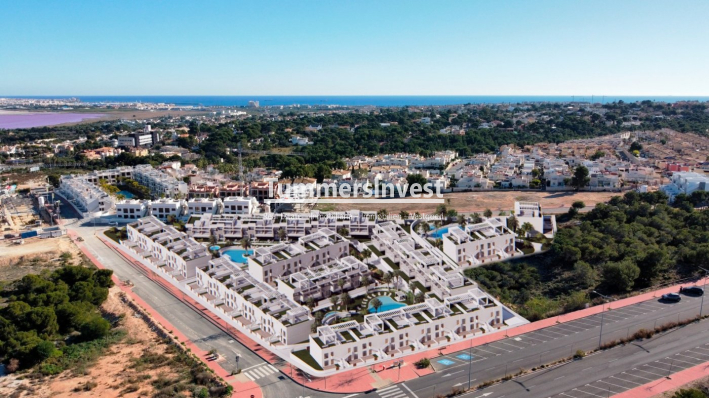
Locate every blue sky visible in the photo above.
<box><xmin>1</xmin><ymin>0</ymin><xmax>708</xmax><ymax>96</ymax></box>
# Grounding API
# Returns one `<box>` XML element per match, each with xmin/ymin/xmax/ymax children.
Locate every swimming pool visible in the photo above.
<box><xmin>368</xmin><ymin>296</ymin><xmax>406</xmax><ymax>313</ymax></box>
<box><xmin>117</xmin><ymin>190</ymin><xmax>135</xmax><ymax>199</ymax></box>
<box><xmin>222</xmin><ymin>249</ymin><xmax>254</xmax><ymax>263</ymax></box>
<box><xmin>429</xmin><ymin>225</ymin><xmax>463</xmax><ymax>239</ymax></box>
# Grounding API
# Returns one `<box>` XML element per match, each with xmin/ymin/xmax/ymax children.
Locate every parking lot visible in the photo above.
<box><xmin>551</xmin><ymin>342</ymin><xmax>709</xmax><ymax>398</ymax></box>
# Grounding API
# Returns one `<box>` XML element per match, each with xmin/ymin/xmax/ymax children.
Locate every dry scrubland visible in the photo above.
<box><xmin>0</xmin><ymin>286</ymin><xmax>220</xmax><ymax>398</ymax></box>
<box><xmin>317</xmin><ymin>190</ymin><xmax>619</xmax><ymax>214</ymax></box>
<box><xmin>0</xmin><ymin>236</ymin><xmax>82</xmax><ymax>282</ymax></box>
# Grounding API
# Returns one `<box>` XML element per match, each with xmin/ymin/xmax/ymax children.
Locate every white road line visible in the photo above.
<box><xmin>342</xmin><ymin>394</ymin><xmax>359</xmax><ymax>398</ymax></box>
<box><xmin>380</xmin><ymin>389</ymin><xmax>404</xmax><ymax>398</ymax></box>
<box><xmin>555</xmin><ymin>375</ymin><xmax>566</xmax><ymax>380</ymax></box>
<box><xmin>668</xmin><ymin>356</ymin><xmax>697</xmax><ymax>366</ymax></box>
<box><xmin>577</xmin><ymin>385</ymin><xmax>608</xmax><ymax>398</ymax></box>
<box><xmin>268</xmin><ymin>364</ymin><xmax>279</xmax><ymax>372</ymax></box>
<box><xmin>675</xmin><ymin>353</ymin><xmax>705</xmax><ymax>361</ymax></box>
<box><xmin>609</xmin><ymin>375</ymin><xmax>641</xmax><ymax>386</ymax></box>
<box><xmin>496</xmin><ymin>340</ymin><xmax>522</xmax><ymax>350</ymax></box>
<box><xmin>595</xmin><ymin>379</ymin><xmax>629</xmax><ymax>391</ymax></box>
<box><xmin>643</xmin><ymin>363</ymin><xmax>672</xmax><ymax>374</ymax></box>
<box><xmin>623</xmin><ymin>372</ymin><xmax>655</xmax><ymax>382</ymax></box>
<box><xmin>244</xmin><ymin>372</ymin><xmax>256</xmax><ymax>381</ymax></box>
<box><xmin>378</xmin><ymin>385</ymin><xmax>398</xmax><ymax>393</ymax></box>
<box><xmin>402</xmin><ymin>383</ymin><xmax>419</xmax><ymax>398</ymax></box>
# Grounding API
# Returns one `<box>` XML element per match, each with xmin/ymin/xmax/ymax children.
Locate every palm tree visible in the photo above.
<box><xmin>340</xmin><ymin>292</ymin><xmax>352</xmax><ymax>311</ymax></box>
<box><xmin>507</xmin><ymin>215</ymin><xmax>519</xmax><ymax>232</ymax></box>
<box><xmin>361</xmin><ymin>275</ymin><xmax>371</xmax><ymax>293</ymax></box>
<box><xmin>483</xmin><ymin>208</ymin><xmax>493</xmax><ymax>218</ymax></box>
<box><xmin>361</xmin><ymin>248</ymin><xmax>372</xmax><ymax>263</ymax></box>
<box><xmin>471</xmin><ymin>212</ymin><xmax>482</xmax><ymax>223</ymax></box>
<box><xmin>277</xmin><ymin>228</ymin><xmax>287</xmax><ymax>242</ymax></box>
<box><xmin>415</xmin><ymin>291</ymin><xmax>426</xmax><ymax>303</ymax></box>
<box><xmin>306</xmin><ymin>297</ymin><xmax>316</xmax><ymax>313</ymax></box>
<box><xmin>414</xmin><ymin>212</ymin><xmax>421</xmax><ymax>220</ymax></box>
<box><xmin>330</xmin><ymin>295</ymin><xmax>340</xmax><ymax>309</ymax></box>
<box><xmin>519</xmin><ymin>222</ymin><xmax>534</xmax><ymax>237</ymax></box>
<box><xmin>371</xmin><ymin>297</ymin><xmax>383</xmax><ymax>313</ymax></box>
<box><xmin>240</xmin><ymin>236</ymin><xmax>252</xmax><ymax>251</ymax></box>
<box><xmin>337</xmin><ymin>279</ymin><xmax>346</xmax><ymax>292</ymax></box>
<box><xmin>399</xmin><ymin>210</ymin><xmax>409</xmax><ymax>220</ymax></box>
<box><xmin>382</xmin><ymin>273</ymin><xmax>392</xmax><ymax>289</ymax></box>
<box><xmin>377</xmin><ymin>209</ymin><xmax>389</xmax><ymax>220</ymax></box>
<box><xmin>433</xmin><ymin>239</ymin><xmax>443</xmax><ymax>250</ymax></box>
<box><xmin>457</xmin><ymin>214</ymin><xmax>467</xmax><ymax>227</ymax></box>
<box><xmin>337</xmin><ymin>226</ymin><xmax>349</xmax><ymax>237</ymax></box>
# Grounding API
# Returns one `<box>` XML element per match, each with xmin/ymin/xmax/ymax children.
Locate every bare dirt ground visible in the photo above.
<box><xmin>0</xmin><ymin>287</ymin><xmax>186</xmax><ymax>398</ymax></box>
<box><xmin>316</xmin><ymin>190</ymin><xmax>620</xmax><ymax>214</ymax></box>
<box><xmin>0</xmin><ymin>236</ymin><xmax>82</xmax><ymax>281</ymax></box>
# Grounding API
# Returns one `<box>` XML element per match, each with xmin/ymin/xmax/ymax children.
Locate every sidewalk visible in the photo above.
<box><xmin>69</xmin><ymin>230</ymin><xmax>262</xmax><ymax>398</ymax></box>
<box><xmin>613</xmin><ymin>360</ymin><xmax>709</xmax><ymax>398</ymax></box>
<box><xmin>80</xmin><ymin>229</ymin><xmax>709</xmax><ymax>395</ymax></box>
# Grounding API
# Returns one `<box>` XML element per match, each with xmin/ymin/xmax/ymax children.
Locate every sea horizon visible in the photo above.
<box><xmin>3</xmin><ymin>95</ymin><xmax>709</xmax><ymax>107</ymax></box>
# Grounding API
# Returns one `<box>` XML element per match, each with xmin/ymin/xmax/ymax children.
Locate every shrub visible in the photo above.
<box><xmin>79</xmin><ymin>315</ymin><xmax>111</xmax><ymax>341</ymax></box>
<box><xmin>415</xmin><ymin>357</ymin><xmax>431</xmax><ymax>369</ymax></box>
<box><xmin>573</xmin><ymin>350</ymin><xmax>586</xmax><ymax>359</ymax></box>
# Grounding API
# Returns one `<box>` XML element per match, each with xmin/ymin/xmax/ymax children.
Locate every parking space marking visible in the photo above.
<box><xmin>634</xmin><ymin>367</ymin><xmax>666</xmax><ymax>378</ymax></box>
<box><xmin>523</xmin><ymin>334</ymin><xmax>547</xmax><ymax>343</ymax></box>
<box><xmin>496</xmin><ymin>340</ymin><xmax>524</xmax><ymax>350</ymax></box>
<box><xmin>486</xmin><ymin>343</ymin><xmax>513</xmax><ymax>353</ymax></box>
<box><xmin>667</xmin><ymin>356</ymin><xmax>697</xmax><ymax>366</ymax></box>
<box><xmin>675</xmin><ymin>352</ymin><xmax>706</xmax><ymax>362</ymax></box>
<box><xmin>622</xmin><ymin>371</ymin><xmax>655</xmax><ymax>382</ymax></box>
<box><xmin>594</xmin><ymin>379</ymin><xmax>627</xmax><ymax>391</ymax></box>
<box><xmin>573</xmin><ymin>318</ymin><xmax>600</xmax><ymax>328</ymax></box>
<box><xmin>609</xmin><ymin>375</ymin><xmax>641</xmax><ymax>386</ymax></box>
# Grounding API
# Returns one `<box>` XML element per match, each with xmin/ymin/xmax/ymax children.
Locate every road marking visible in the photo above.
<box><xmin>595</xmin><ymin>379</ymin><xmax>628</xmax><ymax>391</ymax></box>
<box><xmin>609</xmin><ymin>375</ymin><xmax>641</xmax><ymax>386</ymax></box>
<box><xmin>555</xmin><ymin>375</ymin><xmax>565</xmax><ymax>380</ymax></box>
<box><xmin>378</xmin><ymin>385</ymin><xmax>398</xmax><ymax>393</ymax></box>
<box><xmin>443</xmin><ymin>370</ymin><xmax>465</xmax><ymax>377</ymax></box>
<box><xmin>676</xmin><ymin>352</ymin><xmax>706</xmax><ymax>361</ymax></box>
<box><xmin>402</xmin><ymin>383</ymin><xmax>419</xmax><ymax>398</ymax></box>
<box><xmin>622</xmin><ymin>371</ymin><xmax>654</xmax><ymax>382</ymax></box>
<box><xmin>342</xmin><ymin>394</ymin><xmax>359</xmax><ymax>398</ymax></box>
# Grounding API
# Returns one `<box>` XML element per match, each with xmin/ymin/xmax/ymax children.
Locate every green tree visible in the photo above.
<box><xmin>570</xmin><ymin>165</ymin><xmax>590</xmax><ymax>191</ymax></box>
<box><xmin>483</xmin><ymin>208</ymin><xmax>493</xmax><ymax>218</ymax></box>
<box><xmin>377</xmin><ymin>209</ymin><xmax>388</xmax><ymax>220</ymax></box>
<box><xmin>603</xmin><ymin>260</ymin><xmax>640</xmax><ymax>292</ymax></box>
<box><xmin>370</xmin><ymin>297</ymin><xmax>383</xmax><ymax>313</ymax></box>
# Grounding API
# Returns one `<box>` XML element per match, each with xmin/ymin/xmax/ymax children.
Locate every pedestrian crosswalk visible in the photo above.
<box><xmin>377</xmin><ymin>384</ymin><xmax>410</xmax><ymax>398</ymax></box>
<box><xmin>243</xmin><ymin>364</ymin><xmax>280</xmax><ymax>381</ymax></box>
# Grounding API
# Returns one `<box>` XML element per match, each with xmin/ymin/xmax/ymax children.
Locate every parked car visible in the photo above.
<box><xmin>680</xmin><ymin>286</ymin><xmax>704</xmax><ymax>296</ymax></box>
<box><xmin>661</xmin><ymin>293</ymin><xmax>682</xmax><ymax>302</ymax></box>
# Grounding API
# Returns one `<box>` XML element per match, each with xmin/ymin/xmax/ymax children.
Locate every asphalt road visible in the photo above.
<box><xmin>71</xmin><ymin>220</ymin><xmax>708</xmax><ymax>398</ymax></box>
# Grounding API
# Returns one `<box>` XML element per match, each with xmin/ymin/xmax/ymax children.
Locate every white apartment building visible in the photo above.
<box><xmin>441</xmin><ymin>219</ymin><xmax>518</xmax><ymax>267</ymax></box>
<box><xmin>222</xmin><ymin>196</ymin><xmax>258</xmax><ymax>215</ymax></box>
<box><xmin>372</xmin><ymin>222</ymin><xmax>476</xmax><ymax>299</ymax></box>
<box><xmin>58</xmin><ymin>175</ymin><xmax>115</xmax><ymax>214</ymax></box>
<box><xmin>247</xmin><ymin>229</ymin><xmax>349</xmax><ymax>284</ymax></box>
<box><xmin>192</xmin><ymin>257</ymin><xmax>312</xmax><ymax>345</ymax></box>
<box><xmin>149</xmin><ymin>198</ymin><xmax>186</xmax><ymax>220</ymax></box>
<box><xmin>276</xmin><ymin>256</ymin><xmax>370</xmax><ymax>303</ymax></box>
<box><xmin>133</xmin><ymin>164</ymin><xmax>188</xmax><ymax>198</ymax></box>
<box><xmin>309</xmin><ymin>289</ymin><xmax>505</xmax><ymax>369</ymax></box>
<box><xmin>186</xmin><ymin>210</ymin><xmax>377</xmax><ymax>242</ymax></box>
<box><xmin>187</xmin><ymin>198</ymin><xmax>221</xmax><ymax>215</ymax></box>
<box><xmin>661</xmin><ymin>172</ymin><xmax>709</xmax><ymax>200</ymax></box>
<box><xmin>115</xmin><ymin>199</ymin><xmax>149</xmax><ymax>220</ymax></box>
<box><xmin>124</xmin><ymin>216</ymin><xmax>211</xmax><ymax>280</ymax></box>
<box><xmin>514</xmin><ymin>201</ymin><xmax>557</xmax><ymax>237</ymax></box>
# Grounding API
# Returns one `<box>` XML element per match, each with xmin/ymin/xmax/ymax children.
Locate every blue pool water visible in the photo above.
<box><xmin>209</xmin><ymin>245</ymin><xmax>221</xmax><ymax>251</ymax></box>
<box><xmin>368</xmin><ymin>296</ymin><xmax>406</xmax><ymax>313</ymax></box>
<box><xmin>429</xmin><ymin>227</ymin><xmax>450</xmax><ymax>239</ymax></box>
<box><xmin>117</xmin><ymin>190</ymin><xmax>135</xmax><ymax>199</ymax></box>
<box><xmin>223</xmin><ymin>249</ymin><xmax>254</xmax><ymax>263</ymax></box>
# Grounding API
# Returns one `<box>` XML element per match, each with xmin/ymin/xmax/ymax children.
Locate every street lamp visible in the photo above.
<box><xmin>592</xmin><ymin>291</ymin><xmax>611</xmax><ymax>349</ymax></box>
<box><xmin>699</xmin><ymin>267</ymin><xmax>708</xmax><ymax>318</ymax></box>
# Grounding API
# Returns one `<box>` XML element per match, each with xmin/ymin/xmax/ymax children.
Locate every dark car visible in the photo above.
<box><xmin>661</xmin><ymin>293</ymin><xmax>682</xmax><ymax>302</ymax></box>
<box><xmin>680</xmin><ymin>286</ymin><xmax>705</xmax><ymax>296</ymax></box>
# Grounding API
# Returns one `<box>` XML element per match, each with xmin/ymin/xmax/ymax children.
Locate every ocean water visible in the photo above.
<box><xmin>5</xmin><ymin>95</ymin><xmax>709</xmax><ymax>107</ymax></box>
